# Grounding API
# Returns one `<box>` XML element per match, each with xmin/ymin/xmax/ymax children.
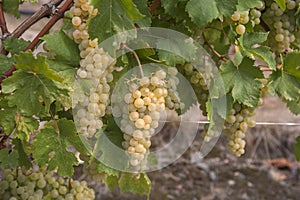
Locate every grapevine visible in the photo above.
<box><xmin>0</xmin><ymin>0</ymin><xmax>299</xmax><ymax>198</ymax></box>
<box><xmin>0</xmin><ymin>167</ymin><xmax>95</xmax><ymax>200</ymax></box>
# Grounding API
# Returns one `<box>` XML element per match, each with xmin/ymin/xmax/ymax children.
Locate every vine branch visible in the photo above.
<box><xmin>11</xmin><ymin>0</ymin><xmax>64</xmax><ymax>39</ymax></box>
<box><xmin>0</xmin><ymin>0</ymin><xmax>73</xmax><ymax>87</ymax></box>
<box><xmin>0</xmin><ymin>0</ymin><xmax>8</xmax><ymax>36</ymax></box>
<box><xmin>150</xmin><ymin>0</ymin><xmax>161</xmax><ymax>14</ymax></box>
<box><xmin>25</xmin><ymin>0</ymin><xmax>73</xmax><ymax>50</ymax></box>
<box><xmin>202</xmin><ymin>32</ymin><xmax>227</xmax><ymax>62</ymax></box>
<box><xmin>260</xmin><ymin>18</ymin><xmax>270</xmax><ymax>32</ymax></box>
<box><xmin>0</xmin><ymin>0</ymin><xmax>9</xmax><ymax>54</ymax></box>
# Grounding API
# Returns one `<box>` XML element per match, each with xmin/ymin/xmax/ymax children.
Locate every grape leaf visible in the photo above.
<box><xmin>14</xmin><ymin>51</ymin><xmax>63</xmax><ymax>82</ymax></box>
<box><xmin>2</xmin><ymin>0</ymin><xmax>20</xmax><ymax>18</ymax></box>
<box><xmin>32</xmin><ymin>119</ymin><xmax>86</xmax><ymax>177</ymax></box>
<box><xmin>14</xmin><ymin>115</ymin><xmax>39</xmax><ymax>142</ymax></box>
<box><xmin>2</xmin><ymin>70</ymin><xmax>68</xmax><ymax>116</ymax></box>
<box><xmin>89</xmin><ymin>0</ymin><xmax>138</xmax><ymax>43</ymax></box>
<box><xmin>236</xmin><ymin>0</ymin><xmax>262</xmax><ymax>11</ymax></box>
<box><xmin>156</xmin><ymin>37</ymin><xmax>196</xmax><ymax>66</ymax></box>
<box><xmin>215</xmin><ymin>0</ymin><xmax>238</xmax><ymax>17</ymax></box>
<box><xmin>285</xmin><ymin>99</ymin><xmax>300</xmax><ymax>115</ymax></box>
<box><xmin>46</xmin><ymin>60</ymin><xmax>76</xmax><ymax>86</ymax></box>
<box><xmin>274</xmin><ymin>0</ymin><xmax>286</xmax><ymax>11</ymax></box>
<box><xmin>118</xmin><ymin>0</ymin><xmax>145</xmax><ymax>20</ymax></box>
<box><xmin>3</xmin><ymin>37</ymin><xmax>30</xmax><ymax>55</ymax></box>
<box><xmin>132</xmin><ymin>0</ymin><xmax>151</xmax><ymax>27</ymax></box>
<box><xmin>12</xmin><ymin>139</ymin><xmax>32</xmax><ymax>169</ymax></box>
<box><xmin>220</xmin><ymin>58</ymin><xmax>264</xmax><ymax>107</ymax></box>
<box><xmin>0</xmin><ymin>98</ymin><xmax>16</xmax><ymax>135</ymax></box>
<box><xmin>238</xmin><ymin>32</ymin><xmax>276</xmax><ymax>70</ymax></box>
<box><xmin>295</xmin><ymin>136</ymin><xmax>300</xmax><ymax>161</ymax></box>
<box><xmin>0</xmin><ymin>55</ymin><xmax>14</xmax><ymax>74</ymax></box>
<box><xmin>119</xmin><ymin>173</ymin><xmax>151</xmax><ymax>196</ymax></box>
<box><xmin>0</xmin><ymin>149</ymin><xmax>19</xmax><ymax>169</ymax></box>
<box><xmin>42</xmin><ymin>31</ymin><xmax>80</xmax><ymax>66</ymax></box>
<box><xmin>45</xmin><ymin>59</ymin><xmax>77</xmax><ymax>110</ymax></box>
<box><xmin>239</xmin><ymin>32</ymin><xmax>269</xmax><ymax>47</ymax></box>
<box><xmin>97</xmin><ymin>161</ymin><xmax>120</xmax><ymax>177</ymax></box>
<box><xmin>283</xmin><ymin>52</ymin><xmax>300</xmax><ymax>80</ymax></box>
<box><xmin>161</xmin><ymin>0</ymin><xmax>188</xmax><ymax>20</ymax></box>
<box><xmin>186</xmin><ymin>0</ymin><xmax>219</xmax><ymax>27</ymax></box>
<box><xmin>268</xmin><ymin>70</ymin><xmax>300</xmax><ymax>101</ymax></box>
<box><xmin>103</xmin><ymin>175</ymin><xmax>119</xmax><ymax>191</ymax></box>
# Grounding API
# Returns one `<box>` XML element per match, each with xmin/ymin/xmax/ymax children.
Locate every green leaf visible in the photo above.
<box><xmin>215</xmin><ymin>0</ymin><xmax>238</xmax><ymax>17</ymax></box>
<box><xmin>236</xmin><ymin>0</ymin><xmax>262</xmax><ymax>11</ymax></box>
<box><xmin>295</xmin><ymin>136</ymin><xmax>300</xmax><ymax>161</ymax></box>
<box><xmin>0</xmin><ymin>54</ymin><xmax>14</xmax><ymax>74</ymax></box>
<box><xmin>46</xmin><ymin>60</ymin><xmax>76</xmax><ymax>86</ymax></box>
<box><xmin>285</xmin><ymin>99</ymin><xmax>300</xmax><ymax>115</ymax></box>
<box><xmin>89</xmin><ymin>0</ymin><xmax>137</xmax><ymax>43</ymax></box>
<box><xmin>283</xmin><ymin>52</ymin><xmax>300</xmax><ymax>80</ymax></box>
<box><xmin>274</xmin><ymin>0</ymin><xmax>286</xmax><ymax>11</ymax></box>
<box><xmin>2</xmin><ymin>70</ymin><xmax>68</xmax><ymax>116</ymax></box>
<box><xmin>32</xmin><ymin>119</ymin><xmax>86</xmax><ymax>177</ymax></box>
<box><xmin>161</xmin><ymin>0</ymin><xmax>188</xmax><ymax>20</ymax></box>
<box><xmin>42</xmin><ymin>31</ymin><xmax>80</xmax><ymax>66</ymax></box>
<box><xmin>15</xmin><ymin>115</ymin><xmax>39</xmax><ymax>142</ymax></box>
<box><xmin>0</xmin><ymin>149</ymin><xmax>19</xmax><ymax>169</ymax></box>
<box><xmin>132</xmin><ymin>0</ymin><xmax>151</xmax><ymax>27</ymax></box>
<box><xmin>247</xmin><ymin>46</ymin><xmax>276</xmax><ymax>71</ymax></box>
<box><xmin>238</xmin><ymin>32</ymin><xmax>276</xmax><ymax>70</ymax></box>
<box><xmin>156</xmin><ymin>37</ymin><xmax>196</xmax><ymax>66</ymax></box>
<box><xmin>0</xmin><ymin>55</ymin><xmax>14</xmax><ymax>74</ymax></box>
<box><xmin>119</xmin><ymin>173</ymin><xmax>151</xmax><ymax>196</ymax></box>
<box><xmin>0</xmin><ymin>98</ymin><xmax>16</xmax><ymax>135</ymax></box>
<box><xmin>12</xmin><ymin>139</ymin><xmax>32</xmax><ymax>169</ymax></box>
<box><xmin>233</xmin><ymin>52</ymin><xmax>243</xmax><ymax>66</ymax></box>
<box><xmin>118</xmin><ymin>0</ymin><xmax>145</xmax><ymax>20</ymax></box>
<box><xmin>14</xmin><ymin>51</ymin><xmax>63</xmax><ymax>82</ymax></box>
<box><xmin>2</xmin><ymin>0</ymin><xmax>20</xmax><ymax>18</ymax></box>
<box><xmin>220</xmin><ymin>58</ymin><xmax>264</xmax><ymax>107</ymax></box>
<box><xmin>103</xmin><ymin>175</ymin><xmax>119</xmax><ymax>191</ymax></box>
<box><xmin>3</xmin><ymin>37</ymin><xmax>30</xmax><ymax>55</ymax></box>
<box><xmin>97</xmin><ymin>162</ymin><xmax>120</xmax><ymax>177</ymax></box>
<box><xmin>268</xmin><ymin>70</ymin><xmax>300</xmax><ymax>101</ymax></box>
<box><xmin>239</xmin><ymin>32</ymin><xmax>269</xmax><ymax>48</ymax></box>
<box><xmin>186</xmin><ymin>0</ymin><xmax>219</xmax><ymax>27</ymax></box>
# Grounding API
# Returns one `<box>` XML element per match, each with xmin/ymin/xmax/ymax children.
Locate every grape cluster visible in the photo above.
<box><xmin>223</xmin><ymin>99</ymin><xmax>263</xmax><ymax>156</ymax></box>
<box><xmin>183</xmin><ymin>63</ymin><xmax>209</xmax><ymax>116</ymax></box>
<box><xmin>70</xmin><ymin>0</ymin><xmax>116</xmax><ymax>137</ymax></box>
<box><xmin>112</xmin><ymin>68</ymin><xmax>182</xmax><ymax>172</ymax></box>
<box><xmin>231</xmin><ymin>1</ymin><xmax>264</xmax><ymax>35</ymax></box>
<box><xmin>263</xmin><ymin>0</ymin><xmax>299</xmax><ymax>54</ymax></box>
<box><xmin>0</xmin><ymin>167</ymin><xmax>95</xmax><ymax>200</ymax></box>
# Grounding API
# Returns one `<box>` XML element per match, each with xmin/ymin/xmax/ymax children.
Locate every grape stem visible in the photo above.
<box><xmin>202</xmin><ymin>32</ymin><xmax>228</xmax><ymax>62</ymax></box>
<box><xmin>121</xmin><ymin>43</ymin><xmax>144</xmax><ymax>77</ymax></box>
<box><xmin>0</xmin><ymin>0</ymin><xmax>73</xmax><ymax>88</ymax></box>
